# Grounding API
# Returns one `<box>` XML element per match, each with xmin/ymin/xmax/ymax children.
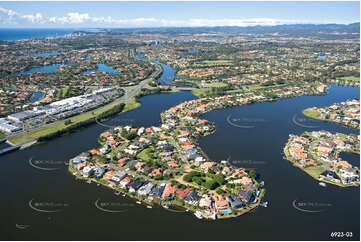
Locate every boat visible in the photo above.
<box><xmin>260</xmin><ymin>201</ymin><xmax>268</xmax><ymax>208</ymax></box>
<box><xmin>194</xmin><ymin>211</ymin><xmax>203</xmax><ymax>219</ymax></box>
<box><xmin>185</xmin><ymin>209</ymin><xmax>189</xmax><ymax>212</ymax></box>
<box><xmin>16</xmin><ymin>224</ymin><xmax>30</xmax><ymax>229</ymax></box>
<box><xmin>136</xmin><ymin>201</ymin><xmax>141</xmax><ymax>204</ymax></box>
<box><xmin>146</xmin><ymin>205</ymin><xmax>152</xmax><ymax>209</ymax></box>
<box><xmin>319</xmin><ymin>182</ymin><xmax>327</xmax><ymax>187</ymax></box>
<box><xmin>114</xmin><ymin>190</ymin><xmax>121</xmax><ymax>196</ymax></box>
<box><xmin>122</xmin><ymin>193</ymin><xmax>126</xmax><ymax>197</ymax></box>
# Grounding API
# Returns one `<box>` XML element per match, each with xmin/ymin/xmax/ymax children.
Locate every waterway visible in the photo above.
<box><xmin>82</xmin><ymin>63</ymin><xmax>120</xmax><ymax>75</ymax></box>
<box><xmin>187</xmin><ymin>49</ymin><xmax>199</xmax><ymax>53</ymax></box>
<box><xmin>316</xmin><ymin>55</ymin><xmax>327</xmax><ymax>60</ymax></box>
<box><xmin>29</xmin><ymin>91</ymin><xmax>45</xmax><ymax>103</ymax></box>
<box><xmin>17</xmin><ymin>64</ymin><xmax>63</xmax><ymax>75</ymax></box>
<box><xmin>1</xmin><ymin>31</ymin><xmax>359</xmax><ymax>239</ymax></box>
<box><xmin>136</xmin><ymin>53</ymin><xmax>175</xmax><ymax>85</ymax></box>
<box><xmin>339</xmin><ymin>152</ymin><xmax>360</xmax><ymax>168</ymax></box>
<box><xmin>16</xmin><ymin>63</ymin><xmax>120</xmax><ymax>75</ymax></box>
<box><xmin>24</xmin><ymin>52</ymin><xmax>60</xmax><ymax>57</ymax></box>
<box><xmin>1</xmin><ymin>83</ymin><xmax>359</xmax><ymax>240</ymax></box>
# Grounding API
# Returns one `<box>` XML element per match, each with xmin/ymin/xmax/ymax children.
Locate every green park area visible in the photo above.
<box><xmin>302</xmin><ymin>108</ymin><xmax>320</xmax><ymax>119</ymax></box>
<box><xmin>0</xmin><ymin>132</ymin><xmax>6</xmax><ymax>139</ymax></box>
<box><xmin>61</xmin><ymin>87</ymin><xmax>69</xmax><ymax>98</ymax></box>
<box><xmin>136</xmin><ymin>147</ymin><xmax>155</xmax><ymax>162</ymax></box>
<box><xmin>304</xmin><ymin>166</ymin><xmax>325</xmax><ymax>179</ymax></box>
<box><xmin>338</xmin><ymin>76</ymin><xmax>360</xmax><ymax>82</ymax></box>
<box><xmin>192</xmin><ymin>59</ymin><xmax>233</xmax><ymax>67</ymax></box>
<box><xmin>201</xmin><ymin>82</ymin><xmax>228</xmax><ymax>88</ymax></box>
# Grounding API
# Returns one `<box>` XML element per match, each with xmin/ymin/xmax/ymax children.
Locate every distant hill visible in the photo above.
<box><xmin>104</xmin><ymin>22</ymin><xmax>360</xmax><ymax>40</ymax></box>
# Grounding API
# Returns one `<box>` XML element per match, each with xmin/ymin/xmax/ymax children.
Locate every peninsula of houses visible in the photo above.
<box><xmin>302</xmin><ymin>99</ymin><xmax>360</xmax><ymax>130</ymax></box>
<box><xmin>68</xmin><ymin>81</ymin><xmax>329</xmax><ymax>219</ymax></box>
<box><xmin>284</xmin><ymin>130</ymin><xmax>360</xmax><ymax>187</ymax></box>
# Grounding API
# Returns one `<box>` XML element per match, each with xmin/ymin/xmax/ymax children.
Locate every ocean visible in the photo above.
<box><xmin>0</xmin><ymin>28</ymin><xmax>79</xmax><ymax>41</ymax></box>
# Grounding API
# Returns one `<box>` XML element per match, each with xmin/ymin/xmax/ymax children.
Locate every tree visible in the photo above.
<box><xmin>64</xmin><ymin>119</ymin><xmax>72</xmax><ymax>125</ymax></box>
<box><xmin>216</xmin><ymin>187</ymin><xmax>224</xmax><ymax>195</ymax></box>
<box><xmin>249</xmin><ymin>170</ymin><xmax>256</xmax><ymax>179</ymax></box>
<box><xmin>214</xmin><ymin>173</ymin><xmax>225</xmax><ymax>186</ymax></box>
<box><xmin>204</xmin><ymin>180</ymin><xmax>219</xmax><ymax>190</ymax></box>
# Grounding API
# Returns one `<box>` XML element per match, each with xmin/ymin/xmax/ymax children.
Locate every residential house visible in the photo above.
<box><xmin>184</xmin><ymin>190</ymin><xmax>200</xmax><ymax>206</ymax></box>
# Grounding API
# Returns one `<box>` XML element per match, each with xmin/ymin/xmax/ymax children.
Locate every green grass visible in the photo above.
<box><xmin>240</xmin><ymin>85</ymin><xmax>265</xmax><ymax>91</ymax></box>
<box><xmin>191</xmin><ymin>88</ymin><xmax>210</xmax><ymax>98</ymax></box>
<box><xmin>338</xmin><ymin>76</ymin><xmax>360</xmax><ymax>82</ymax></box>
<box><xmin>9</xmin><ymin>96</ymin><xmax>141</xmax><ymax>146</ymax></box>
<box><xmin>61</xmin><ymin>87</ymin><xmax>69</xmax><ymax>98</ymax></box>
<box><xmin>302</xmin><ymin>108</ymin><xmax>320</xmax><ymax>119</ymax></box>
<box><xmin>303</xmin><ymin>166</ymin><xmax>325</xmax><ymax>179</ymax></box>
<box><xmin>201</xmin><ymin>82</ymin><xmax>228</xmax><ymax>88</ymax></box>
<box><xmin>201</xmin><ymin>60</ymin><xmax>232</xmax><ymax>65</ymax></box>
<box><xmin>0</xmin><ymin>131</ymin><xmax>6</xmax><ymax>139</ymax></box>
<box><xmin>122</xmin><ymin>97</ymin><xmax>141</xmax><ymax>112</ymax></box>
<box><xmin>192</xmin><ymin>60</ymin><xmax>233</xmax><ymax>67</ymax></box>
<box><xmin>226</xmin><ymin>88</ymin><xmax>244</xmax><ymax>93</ymax></box>
<box><xmin>136</xmin><ymin>147</ymin><xmax>154</xmax><ymax>162</ymax></box>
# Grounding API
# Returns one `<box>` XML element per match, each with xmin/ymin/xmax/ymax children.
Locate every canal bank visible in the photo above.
<box><xmin>0</xmin><ymin>84</ymin><xmax>359</xmax><ymax>240</ymax></box>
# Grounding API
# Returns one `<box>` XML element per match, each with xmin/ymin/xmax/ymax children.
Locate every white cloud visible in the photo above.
<box><xmin>46</xmin><ymin>12</ymin><xmax>89</xmax><ymax>24</ymax></box>
<box><xmin>0</xmin><ymin>6</ymin><xmax>17</xmax><ymax>17</ymax></box>
<box><xmin>68</xmin><ymin>12</ymin><xmax>89</xmax><ymax>24</ymax></box>
<box><xmin>0</xmin><ymin>6</ymin><xmax>318</xmax><ymax>27</ymax></box>
<box><xmin>22</xmin><ymin>13</ymin><xmax>44</xmax><ymax>24</ymax></box>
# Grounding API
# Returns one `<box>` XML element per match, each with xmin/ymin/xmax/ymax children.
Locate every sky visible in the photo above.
<box><xmin>0</xmin><ymin>1</ymin><xmax>359</xmax><ymax>28</ymax></box>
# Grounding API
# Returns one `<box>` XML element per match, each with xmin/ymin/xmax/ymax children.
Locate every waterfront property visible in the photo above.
<box><xmin>68</xmin><ymin>81</ymin><xmax>329</xmax><ymax>219</ymax></box>
<box><xmin>303</xmin><ymin>99</ymin><xmax>360</xmax><ymax>129</ymax></box>
<box><xmin>284</xmin><ymin>130</ymin><xmax>360</xmax><ymax>187</ymax></box>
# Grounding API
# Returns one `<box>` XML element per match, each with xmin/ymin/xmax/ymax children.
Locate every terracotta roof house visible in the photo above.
<box><xmin>161</xmin><ymin>183</ymin><xmax>176</xmax><ymax>199</ymax></box>
<box><xmin>176</xmin><ymin>188</ymin><xmax>192</xmax><ymax>199</ymax></box>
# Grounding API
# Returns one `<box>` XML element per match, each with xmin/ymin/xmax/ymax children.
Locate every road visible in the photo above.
<box><xmin>6</xmin><ymin>58</ymin><xmax>162</xmax><ymax>145</ymax></box>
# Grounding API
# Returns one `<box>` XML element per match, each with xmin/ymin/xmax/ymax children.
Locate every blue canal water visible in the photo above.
<box><xmin>136</xmin><ymin>53</ymin><xmax>175</xmax><ymax>85</ymax></box>
<box><xmin>16</xmin><ymin>63</ymin><xmax>120</xmax><ymax>75</ymax></box>
<box><xmin>0</xmin><ymin>84</ymin><xmax>359</xmax><ymax>240</ymax></box>
<box><xmin>17</xmin><ymin>64</ymin><xmax>63</xmax><ymax>75</ymax></box>
<box><xmin>187</xmin><ymin>49</ymin><xmax>199</xmax><ymax>53</ymax></box>
<box><xmin>339</xmin><ymin>152</ymin><xmax>360</xmax><ymax>168</ymax></box>
<box><xmin>82</xmin><ymin>64</ymin><xmax>119</xmax><ymax>74</ymax></box>
<box><xmin>29</xmin><ymin>91</ymin><xmax>45</xmax><ymax>103</ymax></box>
<box><xmin>24</xmin><ymin>52</ymin><xmax>60</xmax><ymax>57</ymax></box>
<box><xmin>316</xmin><ymin>55</ymin><xmax>327</xmax><ymax>60</ymax></box>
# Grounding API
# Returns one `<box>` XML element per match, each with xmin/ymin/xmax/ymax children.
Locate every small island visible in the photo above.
<box><xmin>284</xmin><ymin>130</ymin><xmax>360</xmax><ymax>187</ymax></box>
<box><xmin>68</xmin><ymin>82</ymin><xmax>329</xmax><ymax>219</ymax></box>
